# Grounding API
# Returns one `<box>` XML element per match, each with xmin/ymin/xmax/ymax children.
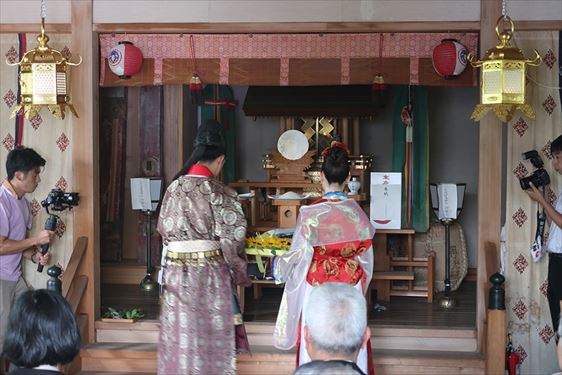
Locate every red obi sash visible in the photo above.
<box><xmin>306</xmin><ymin>239</ymin><xmax>372</xmax><ymax>287</ymax></box>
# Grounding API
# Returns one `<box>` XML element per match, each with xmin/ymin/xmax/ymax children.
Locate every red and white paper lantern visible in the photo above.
<box><xmin>432</xmin><ymin>39</ymin><xmax>468</xmax><ymax>79</ymax></box>
<box><xmin>108</xmin><ymin>41</ymin><xmax>143</xmax><ymax>79</ymax></box>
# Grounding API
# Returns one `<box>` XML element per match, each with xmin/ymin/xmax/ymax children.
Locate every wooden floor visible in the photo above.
<box><xmin>101</xmin><ymin>281</ymin><xmax>476</xmax><ymax>328</ymax></box>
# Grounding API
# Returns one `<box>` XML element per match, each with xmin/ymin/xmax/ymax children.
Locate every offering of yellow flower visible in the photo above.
<box><xmin>246</xmin><ymin>233</ymin><xmax>291</xmax><ymax>253</ymax></box>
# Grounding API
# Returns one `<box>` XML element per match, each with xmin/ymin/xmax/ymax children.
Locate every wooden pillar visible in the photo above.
<box><xmin>476</xmin><ymin>0</ymin><xmax>503</xmax><ymax>353</ymax></box>
<box><xmin>71</xmin><ymin>0</ymin><xmax>98</xmax><ymax>343</ymax></box>
<box><xmin>341</xmin><ymin>118</ymin><xmax>349</xmax><ymax>149</ymax></box>
<box><xmin>352</xmin><ymin>118</ymin><xmax>360</xmax><ymax>155</ymax></box>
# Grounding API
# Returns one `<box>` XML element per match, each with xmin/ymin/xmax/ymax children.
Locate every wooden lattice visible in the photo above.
<box><xmin>269</xmin><ymin>150</ymin><xmax>315</xmax><ymax>182</ymax></box>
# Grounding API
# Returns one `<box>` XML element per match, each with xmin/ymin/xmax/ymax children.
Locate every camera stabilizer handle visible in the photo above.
<box><xmin>37</xmin><ymin>214</ymin><xmax>58</xmax><ymax>273</ymax></box>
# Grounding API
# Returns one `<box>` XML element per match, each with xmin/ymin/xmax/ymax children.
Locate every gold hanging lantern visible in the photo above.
<box><xmin>6</xmin><ymin>13</ymin><xmax>81</xmax><ymax>120</ymax></box>
<box><xmin>468</xmin><ymin>16</ymin><xmax>541</xmax><ymax>122</ymax></box>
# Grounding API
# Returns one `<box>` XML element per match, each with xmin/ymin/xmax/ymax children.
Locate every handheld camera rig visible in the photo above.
<box><xmin>37</xmin><ymin>189</ymin><xmax>79</xmax><ymax>272</ymax></box>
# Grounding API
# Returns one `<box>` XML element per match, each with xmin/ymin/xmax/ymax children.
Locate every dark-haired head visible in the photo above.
<box><xmin>551</xmin><ymin>134</ymin><xmax>562</xmax><ymax>155</ymax></box>
<box><xmin>173</xmin><ymin>120</ymin><xmax>226</xmax><ymax>180</ymax></box>
<box><xmin>5</xmin><ymin>146</ymin><xmax>46</xmax><ymax>181</ymax></box>
<box><xmin>321</xmin><ymin>144</ymin><xmax>350</xmax><ymax>185</ymax></box>
<box><xmin>2</xmin><ymin>289</ymin><xmax>80</xmax><ymax>368</ymax></box>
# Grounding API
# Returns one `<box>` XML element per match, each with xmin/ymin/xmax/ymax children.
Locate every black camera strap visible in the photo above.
<box><xmin>531</xmin><ymin>188</ymin><xmax>548</xmax><ymax>263</ymax></box>
<box><xmin>536</xmin><ymin>207</ymin><xmax>547</xmax><ymax>244</ymax></box>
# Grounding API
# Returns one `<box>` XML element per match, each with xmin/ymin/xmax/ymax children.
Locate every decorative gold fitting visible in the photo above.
<box><xmin>373</xmin><ymin>74</ymin><xmax>385</xmax><ymax>85</ymax></box>
<box><xmin>190</xmin><ymin>73</ymin><xmax>202</xmax><ymax>85</ymax></box>
<box><xmin>468</xmin><ymin>15</ymin><xmax>542</xmax><ymax>67</ymax></box>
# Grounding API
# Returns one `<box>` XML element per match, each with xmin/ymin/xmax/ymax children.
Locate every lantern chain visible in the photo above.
<box><xmin>501</xmin><ymin>0</ymin><xmax>507</xmax><ymax>17</ymax></box>
<box><xmin>41</xmin><ymin>0</ymin><xmax>47</xmax><ymax>19</ymax></box>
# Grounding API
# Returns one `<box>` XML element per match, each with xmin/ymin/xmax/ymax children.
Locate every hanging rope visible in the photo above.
<box><xmin>41</xmin><ymin>0</ymin><xmax>47</xmax><ymax>19</ymax></box>
<box><xmin>372</xmin><ymin>33</ymin><xmax>386</xmax><ymax>90</ymax></box>
<box><xmin>188</xmin><ymin>35</ymin><xmax>203</xmax><ymax>104</ymax></box>
<box><xmin>379</xmin><ymin>33</ymin><xmax>384</xmax><ymax>74</ymax></box>
<box><xmin>189</xmin><ymin>35</ymin><xmax>198</xmax><ymax>75</ymax></box>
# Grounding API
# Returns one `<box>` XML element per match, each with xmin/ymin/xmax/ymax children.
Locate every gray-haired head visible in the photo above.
<box><xmin>304</xmin><ymin>282</ymin><xmax>367</xmax><ymax>356</ymax></box>
<box><xmin>293</xmin><ymin>359</ymin><xmax>364</xmax><ymax>375</ymax></box>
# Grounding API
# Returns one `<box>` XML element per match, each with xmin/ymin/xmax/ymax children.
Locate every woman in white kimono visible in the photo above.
<box><xmin>273</xmin><ymin>142</ymin><xmax>376</xmax><ymax>374</ymax></box>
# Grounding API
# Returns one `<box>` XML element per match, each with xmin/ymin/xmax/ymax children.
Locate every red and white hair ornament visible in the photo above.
<box><xmin>321</xmin><ymin>141</ymin><xmax>351</xmax><ymax>157</ymax></box>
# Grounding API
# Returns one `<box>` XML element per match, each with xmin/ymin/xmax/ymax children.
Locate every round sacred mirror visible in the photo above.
<box><xmin>277</xmin><ymin>130</ymin><xmax>309</xmax><ymax>160</ymax></box>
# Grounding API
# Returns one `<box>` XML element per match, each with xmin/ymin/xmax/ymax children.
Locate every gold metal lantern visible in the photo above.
<box><xmin>6</xmin><ymin>17</ymin><xmax>82</xmax><ymax>120</ymax></box>
<box><xmin>468</xmin><ymin>16</ymin><xmax>541</xmax><ymax>122</ymax></box>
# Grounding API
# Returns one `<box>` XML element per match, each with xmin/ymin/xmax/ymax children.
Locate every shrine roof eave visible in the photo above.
<box><xmin>243</xmin><ymin>85</ymin><xmax>380</xmax><ymax>118</ymax></box>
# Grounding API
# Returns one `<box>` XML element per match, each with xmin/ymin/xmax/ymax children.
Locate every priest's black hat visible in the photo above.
<box><xmin>194</xmin><ymin>119</ymin><xmax>225</xmax><ymax>152</ymax></box>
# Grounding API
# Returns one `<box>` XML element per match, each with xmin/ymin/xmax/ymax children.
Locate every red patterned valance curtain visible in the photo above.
<box><xmin>99</xmin><ymin>33</ymin><xmax>478</xmax><ymax>87</ymax></box>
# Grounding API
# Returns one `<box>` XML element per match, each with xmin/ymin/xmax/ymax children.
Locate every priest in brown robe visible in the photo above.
<box><xmin>157</xmin><ymin>120</ymin><xmax>251</xmax><ymax>374</ymax></box>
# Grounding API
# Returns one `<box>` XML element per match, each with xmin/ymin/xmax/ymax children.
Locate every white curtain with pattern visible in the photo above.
<box><xmin>505</xmin><ymin>31</ymin><xmax>561</xmax><ymax>374</ymax></box>
<box><xmin>0</xmin><ymin>33</ymin><xmax>75</xmax><ymax>289</ymax></box>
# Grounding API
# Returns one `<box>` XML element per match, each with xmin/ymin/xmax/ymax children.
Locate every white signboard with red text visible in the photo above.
<box><xmin>370</xmin><ymin>172</ymin><xmax>402</xmax><ymax>230</ymax></box>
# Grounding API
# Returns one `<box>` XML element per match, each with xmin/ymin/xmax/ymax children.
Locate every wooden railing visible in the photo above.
<box><xmin>61</xmin><ymin>236</ymin><xmax>89</xmax><ymax>314</ymax></box>
<box><xmin>483</xmin><ymin>242</ymin><xmax>506</xmax><ymax>375</ymax></box>
<box><xmin>47</xmin><ymin>236</ymin><xmax>89</xmax><ymax>375</ymax></box>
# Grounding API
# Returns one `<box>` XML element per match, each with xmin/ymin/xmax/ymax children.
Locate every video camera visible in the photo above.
<box><xmin>41</xmin><ymin>189</ymin><xmax>80</xmax><ymax>214</ymax></box>
<box><xmin>519</xmin><ymin>150</ymin><xmax>550</xmax><ymax>190</ymax></box>
<box><xmin>37</xmin><ymin>189</ymin><xmax>79</xmax><ymax>273</ymax></box>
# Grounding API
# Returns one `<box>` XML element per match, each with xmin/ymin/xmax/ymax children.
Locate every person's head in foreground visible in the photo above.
<box><xmin>293</xmin><ymin>358</ymin><xmax>365</xmax><ymax>375</ymax></box>
<box><xmin>3</xmin><ymin>289</ymin><xmax>80</xmax><ymax>369</ymax></box>
<box><xmin>303</xmin><ymin>282</ymin><xmax>370</xmax><ymax>363</ymax></box>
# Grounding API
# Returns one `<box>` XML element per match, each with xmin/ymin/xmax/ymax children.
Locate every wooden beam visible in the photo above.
<box><xmin>71</xmin><ymin>0</ymin><xmax>99</xmax><ymax>344</ymax></box>
<box><xmin>93</xmin><ymin>21</ymin><xmax>480</xmax><ymax>34</ymax></box>
<box><xmin>476</xmin><ymin>0</ymin><xmax>503</xmax><ymax>355</ymax></box>
<box><xmin>0</xmin><ymin>23</ymin><xmax>71</xmax><ymax>33</ymax></box>
<box><xmin>516</xmin><ymin>20</ymin><xmax>562</xmax><ymax>31</ymax></box>
<box><xmin>3</xmin><ymin>20</ymin><xmax>559</xmax><ymax>36</ymax></box>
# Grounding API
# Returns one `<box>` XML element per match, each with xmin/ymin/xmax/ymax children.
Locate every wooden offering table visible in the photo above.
<box><xmin>230</xmin><ymin>181</ymin><xmax>320</xmax><ymax>229</ymax></box>
<box><xmin>271</xmin><ymin>199</ymin><xmax>303</xmax><ymax>228</ymax></box>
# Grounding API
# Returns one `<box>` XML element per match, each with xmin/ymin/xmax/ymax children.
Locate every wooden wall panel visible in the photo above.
<box><xmin>101</xmin><ymin>58</ymin><xmax>155</xmax><ymax>86</ymax></box>
<box><xmin>349</xmin><ymin>57</ymin><xmax>410</xmax><ymax>85</ymax></box>
<box><xmin>229</xmin><ymin>58</ymin><xmax>280</xmax><ymax>85</ymax></box>
<box><xmin>137</xmin><ymin>87</ymin><xmax>163</xmax><ymax>265</ymax></box>
<box><xmin>289</xmin><ymin>58</ymin><xmax>341</xmax><ymax>85</ymax></box>
<box><xmin>162</xmin><ymin>85</ymin><xmax>184</xmax><ymax>186</ymax></box>
<box><xmin>418</xmin><ymin>58</ymin><xmax>476</xmax><ymax>87</ymax></box>
<box><xmin>162</xmin><ymin>58</ymin><xmax>220</xmax><ymax>85</ymax></box>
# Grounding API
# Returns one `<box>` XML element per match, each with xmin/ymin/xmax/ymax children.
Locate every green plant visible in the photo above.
<box><xmin>103</xmin><ymin>307</ymin><xmax>144</xmax><ymax>320</ymax></box>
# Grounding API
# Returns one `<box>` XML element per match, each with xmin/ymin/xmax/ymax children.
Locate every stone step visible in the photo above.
<box><xmin>95</xmin><ymin>320</ymin><xmax>477</xmax><ymax>352</ymax></box>
<box><xmin>80</xmin><ymin>342</ymin><xmax>485</xmax><ymax>374</ymax></box>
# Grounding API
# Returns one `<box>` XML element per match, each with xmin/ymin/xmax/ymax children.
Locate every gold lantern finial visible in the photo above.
<box><xmin>6</xmin><ymin>1</ymin><xmax>82</xmax><ymax>120</ymax></box>
<box><xmin>468</xmin><ymin>15</ymin><xmax>541</xmax><ymax>122</ymax></box>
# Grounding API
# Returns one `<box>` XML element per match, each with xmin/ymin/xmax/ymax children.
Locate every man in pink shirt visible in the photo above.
<box><xmin>0</xmin><ymin>147</ymin><xmax>54</xmax><ymax>369</ymax></box>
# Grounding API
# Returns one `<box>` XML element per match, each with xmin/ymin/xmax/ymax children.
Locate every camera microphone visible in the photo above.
<box><xmin>37</xmin><ymin>214</ymin><xmax>57</xmax><ymax>273</ymax></box>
